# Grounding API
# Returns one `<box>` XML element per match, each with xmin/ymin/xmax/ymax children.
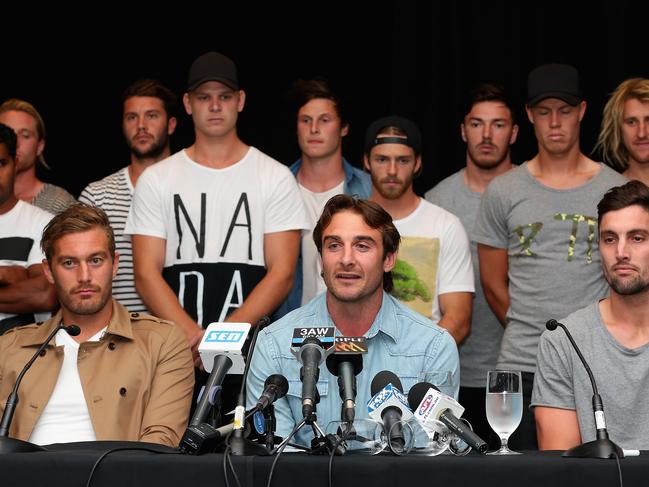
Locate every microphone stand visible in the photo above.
<box><xmin>229</xmin><ymin>317</ymin><xmax>271</xmax><ymax>456</ymax></box>
<box><xmin>0</xmin><ymin>323</ymin><xmax>78</xmax><ymax>454</ymax></box>
<box><xmin>546</xmin><ymin>320</ymin><xmax>624</xmax><ymax>459</ymax></box>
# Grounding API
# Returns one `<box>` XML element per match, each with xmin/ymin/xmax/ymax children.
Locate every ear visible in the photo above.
<box><xmin>237</xmin><ymin>90</ymin><xmax>246</xmax><ymax>113</ymax></box>
<box><xmin>363</xmin><ymin>154</ymin><xmax>371</xmax><ymax>172</ymax></box>
<box><xmin>36</xmin><ymin>138</ymin><xmax>45</xmax><ymax>157</ymax></box>
<box><xmin>510</xmin><ymin>124</ymin><xmax>519</xmax><ymax>145</ymax></box>
<box><xmin>460</xmin><ymin>123</ymin><xmax>467</xmax><ymax>143</ymax></box>
<box><xmin>167</xmin><ymin>116</ymin><xmax>178</xmax><ymax>135</ymax></box>
<box><xmin>578</xmin><ymin>100</ymin><xmax>587</xmax><ymax>122</ymax></box>
<box><xmin>112</xmin><ymin>252</ymin><xmax>120</xmax><ymax>280</ymax></box>
<box><xmin>341</xmin><ymin>123</ymin><xmax>349</xmax><ymax>138</ymax></box>
<box><xmin>183</xmin><ymin>93</ymin><xmax>192</xmax><ymax>116</ymax></box>
<box><xmin>525</xmin><ymin>105</ymin><xmax>534</xmax><ymax>125</ymax></box>
<box><xmin>383</xmin><ymin>252</ymin><xmax>397</xmax><ymax>273</ymax></box>
<box><xmin>42</xmin><ymin>259</ymin><xmax>55</xmax><ymax>285</ymax></box>
<box><xmin>414</xmin><ymin>155</ymin><xmax>422</xmax><ymax>175</ymax></box>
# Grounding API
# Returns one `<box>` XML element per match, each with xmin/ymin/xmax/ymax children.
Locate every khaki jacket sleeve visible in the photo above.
<box><xmin>139</xmin><ymin>323</ymin><xmax>194</xmax><ymax>446</ymax></box>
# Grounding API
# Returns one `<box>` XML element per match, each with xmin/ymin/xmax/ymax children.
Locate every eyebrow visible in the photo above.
<box><xmin>323</xmin><ymin>235</ymin><xmax>377</xmax><ymax>244</ymax></box>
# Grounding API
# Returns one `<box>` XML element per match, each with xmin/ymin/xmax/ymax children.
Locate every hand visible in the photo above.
<box><xmin>189</xmin><ymin>328</ymin><xmax>205</xmax><ymax>370</ymax></box>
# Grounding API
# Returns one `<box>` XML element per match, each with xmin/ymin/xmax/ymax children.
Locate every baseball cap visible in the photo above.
<box><xmin>364</xmin><ymin>115</ymin><xmax>422</xmax><ymax>155</ymax></box>
<box><xmin>187</xmin><ymin>52</ymin><xmax>239</xmax><ymax>91</ymax></box>
<box><xmin>527</xmin><ymin>63</ymin><xmax>582</xmax><ymax>107</ymax></box>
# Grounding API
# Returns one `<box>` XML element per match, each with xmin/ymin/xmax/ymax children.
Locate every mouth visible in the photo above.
<box><xmin>74</xmin><ymin>287</ymin><xmax>100</xmax><ymax>298</ymax></box>
<box><xmin>335</xmin><ymin>273</ymin><xmax>361</xmax><ymax>281</ymax></box>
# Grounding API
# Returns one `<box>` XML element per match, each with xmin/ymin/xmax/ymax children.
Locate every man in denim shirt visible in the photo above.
<box><xmin>279</xmin><ymin>79</ymin><xmax>371</xmax><ymax>316</ymax></box>
<box><xmin>247</xmin><ymin>195</ymin><xmax>459</xmax><ymax>446</ymax></box>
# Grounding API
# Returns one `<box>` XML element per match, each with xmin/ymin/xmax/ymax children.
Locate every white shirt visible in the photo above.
<box><xmin>29</xmin><ymin>326</ymin><xmax>106</xmax><ymax>445</ymax></box>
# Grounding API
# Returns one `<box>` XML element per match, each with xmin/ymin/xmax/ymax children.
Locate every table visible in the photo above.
<box><xmin>0</xmin><ymin>441</ymin><xmax>643</xmax><ymax>487</ymax></box>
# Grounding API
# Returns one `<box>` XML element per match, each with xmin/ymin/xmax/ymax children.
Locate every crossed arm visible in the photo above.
<box><xmin>0</xmin><ymin>264</ymin><xmax>57</xmax><ymax>315</ymax></box>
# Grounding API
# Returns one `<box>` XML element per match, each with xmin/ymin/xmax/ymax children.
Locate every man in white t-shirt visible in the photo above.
<box><xmin>80</xmin><ymin>79</ymin><xmax>178</xmax><ymax>313</ymax></box>
<box><xmin>0</xmin><ymin>123</ymin><xmax>56</xmax><ymax>334</ymax></box>
<box><xmin>126</xmin><ymin>52</ymin><xmax>308</xmax><ymax>361</ymax></box>
<box><xmin>365</xmin><ymin>116</ymin><xmax>474</xmax><ymax>343</ymax></box>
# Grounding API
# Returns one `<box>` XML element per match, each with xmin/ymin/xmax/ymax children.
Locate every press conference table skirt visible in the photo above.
<box><xmin>0</xmin><ymin>441</ymin><xmax>643</xmax><ymax>487</ymax></box>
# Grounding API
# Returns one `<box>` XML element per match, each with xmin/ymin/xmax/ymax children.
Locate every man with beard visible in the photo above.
<box><xmin>365</xmin><ymin>116</ymin><xmax>474</xmax><ymax>344</ymax></box>
<box><xmin>595</xmin><ymin>78</ymin><xmax>649</xmax><ymax>186</ymax></box>
<box><xmin>0</xmin><ymin>123</ymin><xmax>56</xmax><ymax>334</ymax></box>
<box><xmin>246</xmin><ymin>195</ymin><xmax>459</xmax><ymax>447</ymax></box>
<box><xmin>425</xmin><ymin>84</ymin><xmax>518</xmax><ymax>443</ymax></box>
<box><xmin>0</xmin><ymin>99</ymin><xmax>76</xmax><ymax>214</ymax></box>
<box><xmin>532</xmin><ymin>181</ymin><xmax>649</xmax><ymax>451</ymax></box>
<box><xmin>473</xmin><ymin>64</ymin><xmax>628</xmax><ymax>449</ymax></box>
<box><xmin>80</xmin><ymin>79</ymin><xmax>177</xmax><ymax>312</ymax></box>
<box><xmin>0</xmin><ymin>203</ymin><xmax>194</xmax><ymax>446</ymax></box>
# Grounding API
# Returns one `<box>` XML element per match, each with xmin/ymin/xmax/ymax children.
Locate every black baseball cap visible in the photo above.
<box><xmin>364</xmin><ymin>116</ymin><xmax>422</xmax><ymax>155</ymax></box>
<box><xmin>527</xmin><ymin>63</ymin><xmax>582</xmax><ymax>107</ymax></box>
<box><xmin>187</xmin><ymin>52</ymin><xmax>239</xmax><ymax>91</ymax></box>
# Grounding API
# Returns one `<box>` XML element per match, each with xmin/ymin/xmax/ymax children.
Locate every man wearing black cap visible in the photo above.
<box><xmin>125</xmin><ymin>52</ymin><xmax>308</xmax><ymax>359</ymax></box>
<box><xmin>364</xmin><ymin>116</ymin><xmax>474</xmax><ymax>344</ymax></box>
<box><xmin>473</xmin><ymin>63</ymin><xmax>627</xmax><ymax>449</ymax></box>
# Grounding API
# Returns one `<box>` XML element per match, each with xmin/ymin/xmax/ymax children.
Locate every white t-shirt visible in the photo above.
<box><xmin>0</xmin><ymin>201</ymin><xmax>53</xmax><ymax>323</ymax></box>
<box><xmin>125</xmin><ymin>147</ymin><xmax>309</xmax><ymax>326</ymax></box>
<box><xmin>392</xmin><ymin>198</ymin><xmax>474</xmax><ymax>322</ymax></box>
<box><xmin>29</xmin><ymin>326</ymin><xmax>106</xmax><ymax>445</ymax></box>
<box><xmin>299</xmin><ymin>180</ymin><xmax>344</xmax><ymax>305</ymax></box>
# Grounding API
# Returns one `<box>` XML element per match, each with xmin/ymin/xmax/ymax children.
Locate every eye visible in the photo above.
<box><xmin>495</xmin><ymin>122</ymin><xmax>506</xmax><ymax>129</ymax></box>
<box><xmin>326</xmin><ymin>242</ymin><xmax>342</xmax><ymax>251</ymax></box>
<box><xmin>62</xmin><ymin>259</ymin><xmax>75</xmax><ymax>268</ymax></box>
<box><xmin>220</xmin><ymin>94</ymin><xmax>233</xmax><ymax>101</ymax></box>
<box><xmin>147</xmin><ymin>112</ymin><xmax>159</xmax><ymax>120</ymax></box>
<box><xmin>89</xmin><ymin>257</ymin><xmax>104</xmax><ymax>266</ymax></box>
<box><xmin>633</xmin><ymin>234</ymin><xmax>645</xmax><ymax>243</ymax></box>
<box><xmin>470</xmin><ymin>121</ymin><xmax>481</xmax><ymax>128</ymax></box>
<box><xmin>197</xmin><ymin>95</ymin><xmax>208</xmax><ymax>102</ymax></box>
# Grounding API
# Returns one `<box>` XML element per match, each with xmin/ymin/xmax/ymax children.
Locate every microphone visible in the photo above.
<box><xmin>326</xmin><ymin>352</ymin><xmax>363</xmax><ymax>423</ymax></box>
<box><xmin>0</xmin><ymin>322</ymin><xmax>80</xmax><ymax>453</ymax></box>
<box><xmin>408</xmin><ymin>382</ymin><xmax>488</xmax><ymax>454</ymax></box>
<box><xmin>255</xmin><ymin>374</ymin><xmax>289</xmax><ymax>411</ymax></box>
<box><xmin>545</xmin><ymin>319</ymin><xmax>623</xmax><ymax>459</ymax></box>
<box><xmin>367</xmin><ymin>371</ymin><xmax>412</xmax><ymax>452</ymax></box>
<box><xmin>190</xmin><ymin>322</ymin><xmax>251</xmax><ymax>427</ymax></box>
<box><xmin>291</xmin><ymin>336</ymin><xmax>327</xmax><ymax>418</ymax></box>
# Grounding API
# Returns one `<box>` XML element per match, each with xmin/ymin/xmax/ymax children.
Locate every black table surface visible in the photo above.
<box><xmin>0</xmin><ymin>441</ymin><xmax>644</xmax><ymax>487</ymax></box>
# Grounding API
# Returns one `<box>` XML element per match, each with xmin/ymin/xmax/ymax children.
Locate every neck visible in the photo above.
<box><xmin>0</xmin><ymin>195</ymin><xmax>19</xmax><ymax>215</ymax></box>
<box><xmin>128</xmin><ymin>148</ymin><xmax>171</xmax><ymax>186</ymax></box>
<box><xmin>527</xmin><ymin>147</ymin><xmax>599</xmax><ymax>190</ymax></box>
<box><xmin>370</xmin><ymin>190</ymin><xmax>420</xmax><ymax>220</ymax></box>
<box><xmin>600</xmin><ymin>294</ymin><xmax>649</xmax><ymax>347</ymax></box>
<box><xmin>297</xmin><ymin>152</ymin><xmax>345</xmax><ymax>192</ymax></box>
<box><xmin>326</xmin><ymin>290</ymin><xmax>383</xmax><ymax>336</ymax></box>
<box><xmin>188</xmin><ymin>132</ymin><xmax>248</xmax><ymax>169</ymax></box>
<box><xmin>533</xmin><ymin>143</ymin><xmax>586</xmax><ymax>173</ymax></box>
<box><xmin>464</xmin><ymin>157</ymin><xmax>513</xmax><ymax>193</ymax></box>
<box><xmin>14</xmin><ymin>168</ymin><xmax>44</xmax><ymax>201</ymax></box>
<box><xmin>623</xmin><ymin>162</ymin><xmax>649</xmax><ymax>187</ymax></box>
<box><xmin>61</xmin><ymin>302</ymin><xmax>113</xmax><ymax>343</ymax></box>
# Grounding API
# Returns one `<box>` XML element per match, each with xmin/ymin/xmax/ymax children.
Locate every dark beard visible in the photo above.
<box><xmin>129</xmin><ymin>132</ymin><xmax>169</xmax><ymax>160</ymax></box>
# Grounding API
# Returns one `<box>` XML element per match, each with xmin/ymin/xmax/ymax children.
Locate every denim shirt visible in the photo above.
<box><xmin>274</xmin><ymin>158</ymin><xmax>372</xmax><ymax>319</ymax></box>
<box><xmin>248</xmin><ymin>292</ymin><xmax>460</xmax><ymax>446</ymax></box>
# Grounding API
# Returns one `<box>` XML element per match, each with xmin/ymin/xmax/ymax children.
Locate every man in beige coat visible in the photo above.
<box><xmin>0</xmin><ymin>204</ymin><xmax>194</xmax><ymax>447</ymax></box>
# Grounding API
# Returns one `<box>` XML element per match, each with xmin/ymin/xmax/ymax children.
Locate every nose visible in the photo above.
<box><xmin>638</xmin><ymin>121</ymin><xmax>648</xmax><ymax>139</ymax></box>
<box><xmin>482</xmin><ymin>123</ymin><xmax>492</xmax><ymax>140</ymax></box>
<box><xmin>309</xmin><ymin>119</ymin><xmax>320</xmax><ymax>134</ymax></box>
<box><xmin>616</xmin><ymin>238</ymin><xmax>630</xmax><ymax>261</ymax></box>
<box><xmin>387</xmin><ymin>160</ymin><xmax>398</xmax><ymax>176</ymax></box>
<box><xmin>340</xmin><ymin>243</ymin><xmax>356</xmax><ymax>267</ymax></box>
<box><xmin>209</xmin><ymin>97</ymin><xmax>221</xmax><ymax>112</ymax></box>
<box><xmin>77</xmin><ymin>262</ymin><xmax>91</xmax><ymax>283</ymax></box>
<box><xmin>549</xmin><ymin>110</ymin><xmax>561</xmax><ymax>128</ymax></box>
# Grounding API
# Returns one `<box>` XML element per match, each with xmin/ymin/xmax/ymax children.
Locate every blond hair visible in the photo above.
<box><xmin>0</xmin><ymin>98</ymin><xmax>49</xmax><ymax>169</ymax></box>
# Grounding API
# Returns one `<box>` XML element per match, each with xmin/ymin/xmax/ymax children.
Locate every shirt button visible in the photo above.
<box><xmin>108</xmin><ymin>342</ymin><xmax>116</xmax><ymax>350</ymax></box>
<box><xmin>131</xmin><ymin>313</ymin><xmax>139</xmax><ymax>318</ymax></box>
<box><xmin>119</xmin><ymin>387</ymin><xmax>127</xmax><ymax>396</ymax></box>
<box><xmin>39</xmin><ymin>350</ymin><xmax>46</xmax><ymax>357</ymax></box>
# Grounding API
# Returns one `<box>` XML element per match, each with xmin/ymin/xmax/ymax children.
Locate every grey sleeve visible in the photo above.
<box><xmin>472</xmin><ymin>181</ymin><xmax>509</xmax><ymax>249</ymax></box>
<box><xmin>531</xmin><ymin>331</ymin><xmax>576</xmax><ymax>410</ymax></box>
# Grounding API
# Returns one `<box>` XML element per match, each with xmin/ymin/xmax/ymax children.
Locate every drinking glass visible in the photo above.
<box><xmin>324</xmin><ymin>419</ymin><xmax>386</xmax><ymax>455</ymax></box>
<box><xmin>486</xmin><ymin>370</ymin><xmax>523</xmax><ymax>455</ymax></box>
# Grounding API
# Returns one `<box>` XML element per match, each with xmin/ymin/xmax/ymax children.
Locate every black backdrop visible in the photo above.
<box><xmin>4</xmin><ymin>1</ymin><xmax>648</xmax><ymax>198</ymax></box>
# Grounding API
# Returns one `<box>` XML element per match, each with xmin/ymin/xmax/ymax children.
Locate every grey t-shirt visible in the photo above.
<box><xmin>473</xmin><ymin>163</ymin><xmax>627</xmax><ymax>372</ymax></box>
<box><xmin>531</xmin><ymin>302</ymin><xmax>649</xmax><ymax>449</ymax></box>
<box><xmin>426</xmin><ymin>169</ymin><xmax>503</xmax><ymax>387</ymax></box>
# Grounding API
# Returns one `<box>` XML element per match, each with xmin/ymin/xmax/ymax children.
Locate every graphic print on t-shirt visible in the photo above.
<box><xmin>390</xmin><ymin>236</ymin><xmax>440</xmax><ymax>319</ymax></box>
<box><xmin>164</xmin><ymin>191</ymin><xmax>266</xmax><ymax>327</ymax></box>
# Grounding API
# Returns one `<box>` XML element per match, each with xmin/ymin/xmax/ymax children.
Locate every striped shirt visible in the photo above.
<box><xmin>79</xmin><ymin>167</ymin><xmax>147</xmax><ymax>312</ymax></box>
